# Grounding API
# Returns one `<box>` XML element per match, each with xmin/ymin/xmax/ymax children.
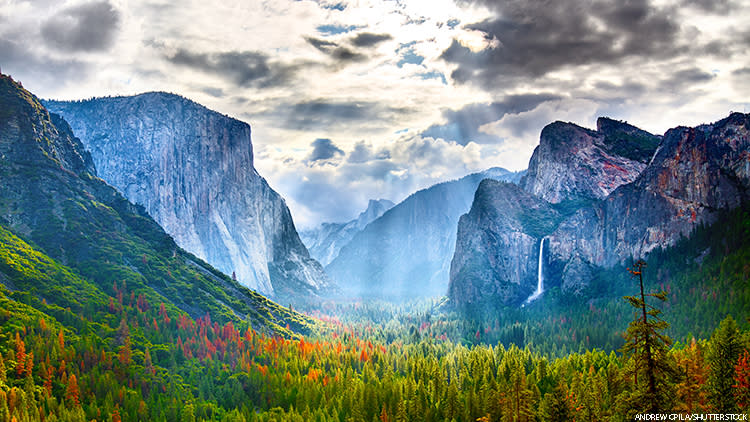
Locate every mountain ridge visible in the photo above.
<box><xmin>326</xmin><ymin>167</ymin><xmax>525</xmax><ymax>299</ymax></box>
<box><xmin>449</xmin><ymin>112</ymin><xmax>749</xmax><ymax>307</ymax></box>
<box><xmin>300</xmin><ymin>198</ymin><xmax>395</xmax><ymax>266</ymax></box>
<box><xmin>0</xmin><ymin>73</ymin><xmax>314</xmax><ymax>335</ymax></box>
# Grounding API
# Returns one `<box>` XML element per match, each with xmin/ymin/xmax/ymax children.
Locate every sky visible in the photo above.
<box><xmin>1</xmin><ymin>0</ymin><xmax>748</xmax><ymax>229</ymax></box>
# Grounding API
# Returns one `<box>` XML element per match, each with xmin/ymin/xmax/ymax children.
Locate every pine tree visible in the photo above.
<box><xmin>707</xmin><ymin>316</ymin><xmax>742</xmax><ymax>412</ymax></box>
<box><xmin>503</xmin><ymin>359</ymin><xmax>535</xmax><ymax>421</ymax></box>
<box><xmin>538</xmin><ymin>383</ymin><xmax>573</xmax><ymax>422</ymax></box>
<box><xmin>0</xmin><ymin>390</ymin><xmax>9</xmax><ymax>422</ymax></box>
<box><xmin>181</xmin><ymin>403</ymin><xmax>197</xmax><ymax>422</ymax></box>
<box><xmin>619</xmin><ymin>260</ymin><xmax>678</xmax><ymax>414</ymax></box>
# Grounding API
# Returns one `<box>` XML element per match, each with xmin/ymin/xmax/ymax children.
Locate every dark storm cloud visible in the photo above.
<box><xmin>681</xmin><ymin>0</ymin><xmax>737</xmax><ymax>14</ymax></box>
<box><xmin>199</xmin><ymin>86</ymin><xmax>225</xmax><ymax>98</ymax></box>
<box><xmin>443</xmin><ymin>0</ymin><xmax>683</xmax><ymax>88</ymax></box>
<box><xmin>422</xmin><ymin>93</ymin><xmax>562</xmax><ymax>145</ymax></box>
<box><xmin>304</xmin><ymin>36</ymin><xmax>367</xmax><ymax>63</ymax></box>
<box><xmin>166</xmin><ymin>48</ymin><xmax>301</xmax><ymax>88</ymax></box>
<box><xmin>351</xmin><ymin>32</ymin><xmax>393</xmax><ymax>47</ymax></box>
<box><xmin>309</xmin><ymin>138</ymin><xmax>345</xmax><ymax>162</ymax></box>
<box><xmin>306</xmin><ymin>36</ymin><xmax>338</xmax><ymax>52</ymax></box>
<box><xmin>0</xmin><ymin>37</ymin><xmax>88</xmax><ymax>84</ymax></box>
<box><xmin>658</xmin><ymin>67</ymin><xmax>716</xmax><ymax>91</ymax></box>
<box><xmin>280</xmin><ymin>99</ymin><xmax>412</xmax><ymax>130</ymax></box>
<box><xmin>41</xmin><ymin>1</ymin><xmax>120</xmax><ymax>52</ymax></box>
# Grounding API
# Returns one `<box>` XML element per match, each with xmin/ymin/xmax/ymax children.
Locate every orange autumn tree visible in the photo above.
<box><xmin>65</xmin><ymin>373</ymin><xmax>80</xmax><ymax>407</ymax></box>
<box><xmin>14</xmin><ymin>333</ymin><xmax>25</xmax><ymax>378</ymax></box>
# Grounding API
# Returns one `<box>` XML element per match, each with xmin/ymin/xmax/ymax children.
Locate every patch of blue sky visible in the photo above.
<box><xmin>397</xmin><ymin>50</ymin><xmax>424</xmax><ymax>68</ymax></box>
<box><xmin>420</xmin><ymin>71</ymin><xmax>447</xmax><ymax>84</ymax></box>
<box><xmin>316</xmin><ymin>24</ymin><xmax>359</xmax><ymax>35</ymax></box>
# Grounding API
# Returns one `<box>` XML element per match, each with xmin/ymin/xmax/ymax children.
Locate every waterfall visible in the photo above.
<box><xmin>523</xmin><ymin>237</ymin><xmax>545</xmax><ymax>305</ymax></box>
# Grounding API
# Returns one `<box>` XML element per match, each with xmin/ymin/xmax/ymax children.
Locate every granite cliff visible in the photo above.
<box><xmin>520</xmin><ymin>117</ymin><xmax>660</xmax><ymax>203</ymax></box>
<box><xmin>448</xmin><ymin>180</ymin><xmax>560</xmax><ymax>306</ymax></box>
<box><xmin>449</xmin><ymin>113</ymin><xmax>749</xmax><ymax>307</ymax></box>
<box><xmin>45</xmin><ymin>93</ymin><xmax>331</xmax><ymax>302</ymax></box>
<box><xmin>548</xmin><ymin>113</ymin><xmax>750</xmax><ymax>291</ymax></box>
<box><xmin>0</xmin><ymin>74</ymin><xmax>314</xmax><ymax>333</ymax></box>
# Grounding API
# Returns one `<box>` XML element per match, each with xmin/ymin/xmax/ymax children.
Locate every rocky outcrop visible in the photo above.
<box><xmin>44</xmin><ymin>93</ymin><xmax>331</xmax><ymax>302</ymax></box>
<box><xmin>449</xmin><ymin>113</ymin><xmax>749</xmax><ymax>306</ymax></box>
<box><xmin>326</xmin><ymin>167</ymin><xmax>524</xmax><ymax>299</ymax></box>
<box><xmin>448</xmin><ymin>180</ymin><xmax>560</xmax><ymax>306</ymax></box>
<box><xmin>550</xmin><ymin>112</ymin><xmax>750</xmax><ymax>270</ymax></box>
<box><xmin>520</xmin><ymin>118</ymin><xmax>660</xmax><ymax>203</ymax></box>
<box><xmin>300</xmin><ymin>199</ymin><xmax>394</xmax><ymax>266</ymax></box>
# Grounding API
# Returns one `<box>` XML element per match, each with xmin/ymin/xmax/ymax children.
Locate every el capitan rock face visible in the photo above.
<box><xmin>450</xmin><ymin>113</ymin><xmax>749</xmax><ymax>306</ymax></box>
<box><xmin>520</xmin><ymin>118</ymin><xmax>660</xmax><ymax>203</ymax></box>
<box><xmin>45</xmin><ymin>93</ymin><xmax>331</xmax><ymax>302</ymax></box>
<box><xmin>0</xmin><ymin>74</ymin><xmax>314</xmax><ymax>333</ymax></box>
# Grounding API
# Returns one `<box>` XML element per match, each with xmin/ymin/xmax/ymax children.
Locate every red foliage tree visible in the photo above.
<box><xmin>65</xmin><ymin>373</ymin><xmax>80</xmax><ymax>407</ymax></box>
<box><xmin>734</xmin><ymin>350</ymin><xmax>750</xmax><ymax>409</ymax></box>
<box><xmin>14</xmin><ymin>333</ymin><xmax>25</xmax><ymax>378</ymax></box>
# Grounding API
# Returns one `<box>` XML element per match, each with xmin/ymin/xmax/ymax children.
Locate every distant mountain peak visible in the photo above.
<box><xmin>356</xmin><ymin>199</ymin><xmax>395</xmax><ymax>229</ymax></box>
<box><xmin>300</xmin><ymin>198</ymin><xmax>395</xmax><ymax>267</ymax></box>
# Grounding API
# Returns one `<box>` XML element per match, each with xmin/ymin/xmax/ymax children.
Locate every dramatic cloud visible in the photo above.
<box><xmin>682</xmin><ymin>0</ymin><xmax>738</xmax><ymax>14</ymax></box>
<box><xmin>305</xmin><ymin>36</ymin><xmax>367</xmax><ymax>63</ymax></box>
<box><xmin>422</xmin><ymin>93</ymin><xmax>562</xmax><ymax>145</ymax></box>
<box><xmin>0</xmin><ymin>37</ymin><xmax>89</xmax><ymax>87</ymax></box>
<box><xmin>166</xmin><ymin>48</ymin><xmax>302</xmax><ymax>88</ymax></box>
<box><xmin>658</xmin><ymin>67</ymin><xmax>716</xmax><ymax>91</ymax></box>
<box><xmin>351</xmin><ymin>32</ymin><xmax>393</xmax><ymax>47</ymax></box>
<box><xmin>348</xmin><ymin>141</ymin><xmax>391</xmax><ymax>163</ymax></box>
<box><xmin>443</xmin><ymin>0</ymin><xmax>683</xmax><ymax>87</ymax></box>
<box><xmin>3</xmin><ymin>0</ymin><xmax>747</xmax><ymax>226</ymax></box>
<box><xmin>41</xmin><ymin>1</ymin><xmax>120</xmax><ymax>52</ymax></box>
<box><xmin>259</xmin><ymin>134</ymin><xmax>499</xmax><ymax>227</ymax></box>
<box><xmin>308</xmin><ymin>138</ymin><xmax>345</xmax><ymax>162</ymax></box>
<box><xmin>276</xmin><ymin>99</ymin><xmax>413</xmax><ymax>131</ymax></box>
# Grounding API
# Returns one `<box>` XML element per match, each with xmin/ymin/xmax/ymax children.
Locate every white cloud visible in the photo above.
<box><xmin>256</xmin><ymin>132</ymin><xmax>505</xmax><ymax>228</ymax></box>
<box><xmin>2</xmin><ymin>0</ymin><xmax>748</xmax><ymax>228</ymax></box>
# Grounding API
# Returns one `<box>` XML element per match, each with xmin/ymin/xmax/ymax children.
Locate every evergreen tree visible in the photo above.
<box><xmin>619</xmin><ymin>260</ymin><xmax>678</xmax><ymax>414</ymax></box>
<box><xmin>707</xmin><ymin>316</ymin><xmax>742</xmax><ymax>412</ymax></box>
<box><xmin>538</xmin><ymin>383</ymin><xmax>573</xmax><ymax>422</ymax></box>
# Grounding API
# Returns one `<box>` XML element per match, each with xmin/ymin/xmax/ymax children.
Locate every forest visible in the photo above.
<box><xmin>0</xmin><ymin>207</ymin><xmax>748</xmax><ymax>421</ymax></box>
